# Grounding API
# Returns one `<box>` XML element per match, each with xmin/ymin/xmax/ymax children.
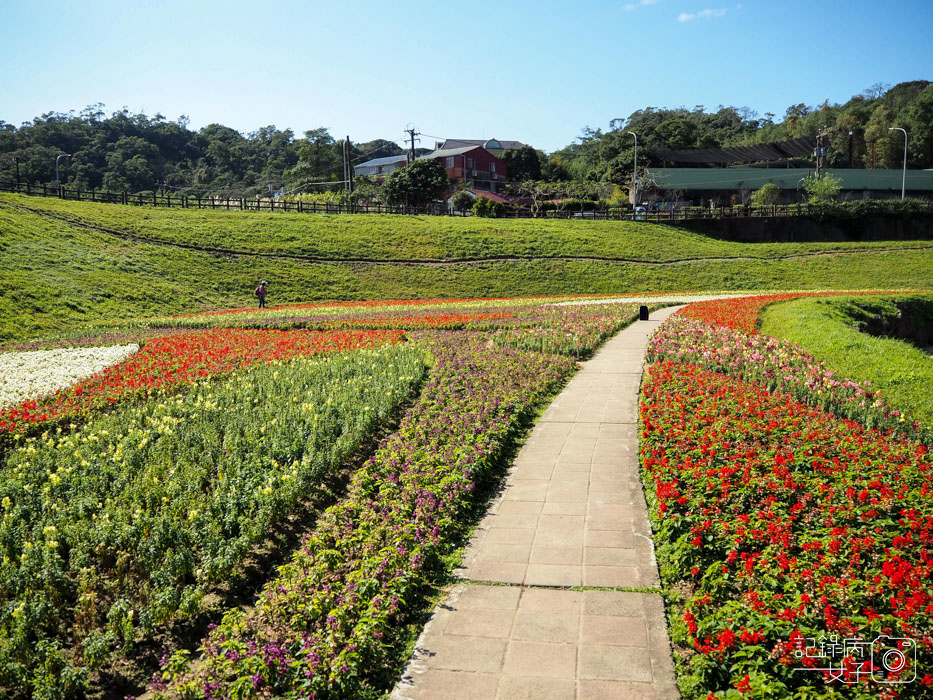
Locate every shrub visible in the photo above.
<box><xmin>472</xmin><ymin>195</ymin><xmax>505</xmax><ymax>218</ymax></box>
<box><xmin>802</xmin><ymin>173</ymin><xmax>843</xmax><ymax>206</ymax></box>
<box><xmin>751</xmin><ymin>183</ymin><xmax>781</xmax><ymax>206</ymax></box>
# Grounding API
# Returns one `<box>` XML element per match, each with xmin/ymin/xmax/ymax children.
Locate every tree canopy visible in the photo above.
<box><xmin>0</xmin><ymin>108</ymin><xmax>404</xmax><ymax>198</ymax></box>
<box><xmin>549</xmin><ymin>81</ymin><xmax>933</xmax><ymax>188</ymax></box>
<box><xmin>1</xmin><ymin>81</ymin><xmax>929</xmax><ymax>199</ymax></box>
<box><xmin>381</xmin><ymin>159</ymin><xmax>449</xmax><ymax>207</ymax></box>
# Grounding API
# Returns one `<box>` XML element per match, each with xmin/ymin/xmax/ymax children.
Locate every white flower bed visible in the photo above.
<box><xmin>0</xmin><ymin>344</ymin><xmax>139</xmax><ymax>410</ymax></box>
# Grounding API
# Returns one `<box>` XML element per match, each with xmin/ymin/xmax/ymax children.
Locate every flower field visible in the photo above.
<box><xmin>0</xmin><ymin>344</ymin><xmax>139</xmax><ymax>410</ymax></box>
<box><xmin>641</xmin><ymin>361</ymin><xmax>932</xmax><ymax>699</ymax></box>
<box><xmin>0</xmin><ymin>328</ymin><xmax>403</xmax><ymax>442</ymax></box>
<box><xmin>641</xmin><ymin>293</ymin><xmax>933</xmax><ymax>698</ymax></box>
<box><xmin>0</xmin><ymin>345</ymin><xmax>427</xmax><ymax>697</ymax></box>
<box><xmin>0</xmin><ymin>295</ymin><xmax>644</xmax><ymax>699</ymax></box>
<box><xmin>156</xmin><ymin>332</ymin><xmax>577</xmax><ymax>698</ymax></box>
<box><xmin>646</xmin><ymin>314</ymin><xmax>925</xmax><ymax>440</ymax></box>
<box><xmin>677</xmin><ymin>291</ymin><xmax>927</xmax><ymax>335</ymax></box>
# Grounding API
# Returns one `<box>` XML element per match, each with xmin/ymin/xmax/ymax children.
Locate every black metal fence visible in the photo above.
<box><xmin>3</xmin><ymin>180</ymin><xmax>931</xmax><ymax>221</ymax></box>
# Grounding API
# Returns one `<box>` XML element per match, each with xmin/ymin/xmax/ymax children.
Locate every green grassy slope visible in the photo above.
<box><xmin>8</xmin><ymin>193</ymin><xmax>933</xmax><ymax>262</ymax></box>
<box><xmin>2</xmin><ymin>195</ymin><xmax>933</xmax><ymax>343</ymax></box>
<box><xmin>761</xmin><ymin>294</ymin><xmax>933</xmax><ymax>429</ymax></box>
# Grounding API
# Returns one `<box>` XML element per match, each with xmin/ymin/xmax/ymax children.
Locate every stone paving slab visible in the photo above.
<box><xmin>391</xmin><ymin>583</ymin><xmax>679</xmax><ymax>700</ymax></box>
<box><xmin>391</xmin><ymin>307</ymin><xmax>683</xmax><ymax>699</ymax></box>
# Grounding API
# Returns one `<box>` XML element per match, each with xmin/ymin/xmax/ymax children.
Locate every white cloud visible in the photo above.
<box><xmin>641</xmin><ymin>0</ymin><xmax>660</xmax><ymax>5</ymax></box>
<box><xmin>678</xmin><ymin>7</ymin><xmax>727</xmax><ymax>22</ymax></box>
<box><xmin>625</xmin><ymin>3</ymin><xmax>636</xmax><ymax>9</ymax></box>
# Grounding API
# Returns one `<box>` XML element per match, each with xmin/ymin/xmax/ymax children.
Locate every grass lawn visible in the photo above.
<box><xmin>760</xmin><ymin>294</ymin><xmax>933</xmax><ymax>430</ymax></box>
<box><xmin>3</xmin><ymin>194</ymin><xmax>933</xmax><ymax>343</ymax></box>
<box><xmin>7</xmin><ymin>192</ymin><xmax>933</xmax><ymax>263</ymax></box>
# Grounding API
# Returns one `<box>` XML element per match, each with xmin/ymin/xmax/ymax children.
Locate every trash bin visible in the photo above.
<box><xmin>639</xmin><ymin>305</ymin><xmax>649</xmax><ymax>321</ymax></box>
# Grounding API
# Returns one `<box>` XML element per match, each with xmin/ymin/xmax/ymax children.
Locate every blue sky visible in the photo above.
<box><xmin>1</xmin><ymin>0</ymin><xmax>931</xmax><ymax>152</ymax></box>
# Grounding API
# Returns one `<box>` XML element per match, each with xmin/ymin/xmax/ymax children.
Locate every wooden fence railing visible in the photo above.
<box><xmin>3</xmin><ymin>181</ymin><xmax>930</xmax><ymax>221</ymax></box>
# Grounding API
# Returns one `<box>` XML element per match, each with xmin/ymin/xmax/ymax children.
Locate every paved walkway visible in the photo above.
<box><xmin>553</xmin><ymin>293</ymin><xmax>743</xmax><ymax>307</ymax></box>
<box><xmin>392</xmin><ymin>306</ymin><xmax>683</xmax><ymax>700</ymax></box>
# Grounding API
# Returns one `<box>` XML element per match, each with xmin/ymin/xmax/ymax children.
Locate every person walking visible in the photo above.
<box><xmin>255</xmin><ymin>280</ymin><xmax>268</xmax><ymax>309</ymax></box>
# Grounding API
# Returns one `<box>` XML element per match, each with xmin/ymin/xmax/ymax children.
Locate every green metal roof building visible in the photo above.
<box><xmin>647</xmin><ymin>168</ymin><xmax>933</xmax><ymax>195</ymax></box>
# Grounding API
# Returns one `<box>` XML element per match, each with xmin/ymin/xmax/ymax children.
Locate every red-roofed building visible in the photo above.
<box><xmin>422</xmin><ymin>145</ymin><xmax>508</xmax><ymax>194</ymax></box>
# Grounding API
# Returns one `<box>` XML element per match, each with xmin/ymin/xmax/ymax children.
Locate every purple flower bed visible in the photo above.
<box><xmin>154</xmin><ymin>332</ymin><xmax>576</xmax><ymax>699</ymax></box>
<box><xmin>646</xmin><ymin>315</ymin><xmax>926</xmax><ymax>440</ymax></box>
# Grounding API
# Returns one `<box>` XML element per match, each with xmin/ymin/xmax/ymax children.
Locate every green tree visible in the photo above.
<box><xmin>381</xmin><ymin>159</ymin><xmax>449</xmax><ymax>207</ymax></box>
<box><xmin>802</xmin><ymin>173</ymin><xmax>842</xmax><ymax>206</ymax></box>
<box><xmin>751</xmin><ymin>183</ymin><xmax>781</xmax><ymax>206</ymax></box>
<box><xmin>450</xmin><ymin>189</ymin><xmax>474</xmax><ymax>214</ymax></box>
<box><xmin>501</xmin><ymin>145</ymin><xmax>541</xmax><ymax>182</ymax></box>
<box><xmin>286</xmin><ymin>128</ymin><xmax>342</xmax><ymax>186</ymax></box>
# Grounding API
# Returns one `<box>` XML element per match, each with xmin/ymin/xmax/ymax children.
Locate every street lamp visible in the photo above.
<box><xmin>628</xmin><ymin>131</ymin><xmax>638</xmax><ymax>206</ymax></box>
<box><xmin>55</xmin><ymin>153</ymin><xmax>72</xmax><ymax>189</ymax></box>
<box><xmin>888</xmin><ymin>127</ymin><xmax>907</xmax><ymax>199</ymax></box>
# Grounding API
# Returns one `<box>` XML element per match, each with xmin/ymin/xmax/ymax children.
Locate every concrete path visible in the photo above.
<box><xmin>392</xmin><ymin>307</ymin><xmax>683</xmax><ymax>700</ymax></box>
<box><xmin>553</xmin><ymin>293</ymin><xmax>743</xmax><ymax>307</ymax></box>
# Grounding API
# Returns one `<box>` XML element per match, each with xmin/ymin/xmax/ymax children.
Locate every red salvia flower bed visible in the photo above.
<box><xmin>641</xmin><ymin>360</ymin><xmax>933</xmax><ymax>697</ymax></box>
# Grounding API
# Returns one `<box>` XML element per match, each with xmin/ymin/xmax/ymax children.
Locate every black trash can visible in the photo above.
<box><xmin>639</xmin><ymin>305</ymin><xmax>649</xmax><ymax>321</ymax></box>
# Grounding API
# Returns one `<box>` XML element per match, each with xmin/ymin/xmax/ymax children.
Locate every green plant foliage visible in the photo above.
<box><xmin>471</xmin><ymin>195</ymin><xmax>505</xmax><ymax>218</ymax></box>
<box><xmin>449</xmin><ymin>190</ymin><xmax>474</xmax><ymax>213</ymax></box>
<box><xmin>380</xmin><ymin>159</ymin><xmax>449</xmax><ymax>207</ymax></box>
<box><xmin>801</xmin><ymin>173</ymin><xmax>843</xmax><ymax>206</ymax></box>
<box><xmin>750</xmin><ymin>182</ymin><xmax>781</xmax><ymax>206</ymax></box>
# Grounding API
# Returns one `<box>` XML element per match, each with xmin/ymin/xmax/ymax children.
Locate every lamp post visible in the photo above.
<box><xmin>628</xmin><ymin>131</ymin><xmax>638</xmax><ymax>207</ymax></box>
<box><xmin>55</xmin><ymin>153</ymin><xmax>71</xmax><ymax>189</ymax></box>
<box><xmin>888</xmin><ymin>127</ymin><xmax>907</xmax><ymax>199</ymax></box>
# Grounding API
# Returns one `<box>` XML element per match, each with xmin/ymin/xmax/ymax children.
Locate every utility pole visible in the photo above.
<box><xmin>341</xmin><ymin>139</ymin><xmax>348</xmax><ymax>192</ymax></box>
<box><xmin>814</xmin><ymin>129</ymin><xmax>827</xmax><ymax>178</ymax></box>
<box><xmin>405</xmin><ymin>126</ymin><xmax>420</xmax><ymax>164</ymax></box>
<box><xmin>627</xmin><ymin>132</ymin><xmax>638</xmax><ymax>206</ymax></box>
<box><xmin>346</xmin><ymin>135</ymin><xmax>353</xmax><ymax>193</ymax></box>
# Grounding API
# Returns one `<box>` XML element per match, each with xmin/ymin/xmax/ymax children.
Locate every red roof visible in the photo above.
<box><xmin>467</xmin><ymin>190</ymin><xmax>533</xmax><ymax>206</ymax></box>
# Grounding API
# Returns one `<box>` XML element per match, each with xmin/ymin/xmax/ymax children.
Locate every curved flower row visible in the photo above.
<box><xmin>640</xmin><ymin>361</ymin><xmax>933</xmax><ymax>698</ymax></box>
<box><xmin>0</xmin><ymin>329</ymin><xmax>404</xmax><ymax>439</ymax></box>
<box><xmin>647</xmin><ymin>315</ymin><xmax>926</xmax><ymax>440</ymax></box>
<box><xmin>154</xmin><ymin>333</ymin><xmax>577</xmax><ymax>699</ymax></box>
<box><xmin>0</xmin><ymin>344</ymin><xmax>139</xmax><ymax>410</ymax></box>
<box><xmin>676</xmin><ymin>291</ymin><xmax>926</xmax><ymax>335</ymax></box>
<box><xmin>493</xmin><ymin>302</ymin><xmax>643</xmax><ymax>357</ymax></box>
<box><xmin>320</xmin><ymin>311</ymin><xmax>514</xmax><ymax>330</ymax></box>
<box><xmin>169</xmin><ymin>294</ymin><xmax>612</xmax><ymax>322</ymax></box>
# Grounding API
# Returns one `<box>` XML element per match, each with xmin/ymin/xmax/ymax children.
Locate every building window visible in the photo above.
<box><xmin>490</xmin><ymin>162</ymin><xmax>496</xmax><ymax>173</ymax></box>
<box><xmin>466</xmin><ymin>157</ymin><xmax>474</xmax><ymax>169</ymax></box>
<box><xmin>446</xmin><ymin>156</ymin><xmax>454</xmax><ymax>168</ymax></box>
